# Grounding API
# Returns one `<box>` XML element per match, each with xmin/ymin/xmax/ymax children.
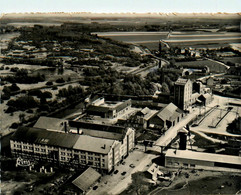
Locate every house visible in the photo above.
<box><xmin>174</xmin><ymin>78</ymin><xmax>193</xmax><ymax>110</ymax></box>
<box><xmin>10</xmin><ymin>126</ymin><xmax>127</xmax><ymax>173</ymax></box>
<box><xmin>146</xmin><ymin>163</ymin><xmax>164</xmax><ymax>181</ymax></box>
<box><xmin>86</xmin><ymin>98</ymin><xmax>131</xmax><ymax>119</ymax></box>
<box><xmin>72</xmin><ymin>167</ymin><xmax>101</xmax><ymax>193</ymax></box>
<box><xmin>33</xmin><ymin>116</ymin><xmax>69</xmax><ymax>132</ymax></box>
<box><xmin>165</xmin><ymin>149</ymin><xmax>241</xmax><ymax>171</ymax></box>
<box><xmin>149</xmin><ymin>103</ymin><xmax>184</xmax><ymax>130</ymax></box>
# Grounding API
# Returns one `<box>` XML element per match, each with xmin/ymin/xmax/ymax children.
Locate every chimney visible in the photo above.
<box><xmin>179</xmin><ymin>131</ymin><xmax>187</xmax><ymax>150</ymax></box>
<box><xmin>64</xmin><ymin>122</ymin><xmax>67</xmax><ymax>133</ymax></box>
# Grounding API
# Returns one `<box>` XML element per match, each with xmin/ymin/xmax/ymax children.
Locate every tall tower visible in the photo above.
<box><xmin>174</xmin><ymin>78</ymin><xmax>192</xmax><ymax>110</ymax></box>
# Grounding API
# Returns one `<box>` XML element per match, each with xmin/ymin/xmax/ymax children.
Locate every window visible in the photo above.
<box><xmin>95</xmin><ymin>157</ymin><xmax>100</xmax><ymax>161</ymax></box>
<box><xmin>61</xmin><ymin>152</ymin><xmax>65</xmax><ymax>155</ymax></box>
<box><xmin>23</xmin><ymin>146</ymin><xmax>27</xmax><ymax>149</ymax></box>
<box><xmin>81</xmin><ymin>155</ymin><xmax>85</xmax><ymax>159</ymax></box>
<box><xmin>61</xmin><ymin>157</ymin><xmax>66</xmax><ymax>160</ymax></box>
<box><xmin>67</xmin><ymin>153</ymin><xmax>72</xmax><ymax>156</ymax></box>
<box><xmin>41</xmin><ymin>149</ymin><xmax>46</xmax><ymax>152</ymax></box>
<box><xmin>95</xmin><ymin>162</ymin><xmax>100</xmax><ymax>166</ymax></box>
<box><xmin>88</xmin><ymin>156</ymin><xmax>93</xmax><ymax>160</ymax></box>
<box><xmin>102</xmin><ymin>159</ymin><xmax>105</xmax><ymax>162</ymax></box>
<box><xmin>190</xmin><ymin>164</ymin><xmax>195</xmax><ymax>168</ymax></box>
<box><xmin>81</xmin><ymin>160</ymin><xmax>86</xmax><ymax>164</ymax></box>
<box><xmin>29</xmin><ymin>146</ymin><xmax>33</xmax><ymax>150</ymax></box>
<box><xmin>102</xmin><ymin>164</ymin><xmax>105</xmax><ymax>167</ymax></box>
<box><xmin>35</xmin><ymin>148</ymin><xmax>40</xmax><ymax>151</ymax></box>
<box><xmin>183</xmin><ymin>163</ymin><xmax>188</xmax><ymax>167</ymax></box>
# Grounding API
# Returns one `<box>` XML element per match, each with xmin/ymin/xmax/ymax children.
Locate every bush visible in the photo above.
<box><xmin>28</xmin><ymin>89</ymin><xmax>42</xmax><ymax>97</ymax></box>
<box><xmin>56</xmin><ymin>78</ymin><xmax>65</xmax><ymax>83</ymax></box>
<box><xmin>41</xmin><ymin>91</ymin><xmax>52</xmax><ymax>99</ymax></box>
<box><xmin>7</xmin><ymin>95</ymin><xmax>38</xmax><ymax>111</ymax></box>
<box><xmin>10</xmin><ymin>122</ymin><xmax>19</xmax><ymax>129</ymax></box>
<box><xmin>46</xmin><ymin>81</ymin><xmax>53</xmax><ymax>86</ymax></box>
<box><xmin>2</xmin><ymin>93</ymin><xmax>11</xmax><ymax>100</ymax></box>
<box><xmin>52</xmin><ymin>86</ymin><xmax>58</xmax><ymax>90</ymax></box>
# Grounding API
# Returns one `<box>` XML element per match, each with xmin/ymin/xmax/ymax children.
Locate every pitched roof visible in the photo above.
<box><xmin>156</xmin><ymin>103</ymin><xmax>182</xmax><ymax>122</ymax></box>
<box><xmin>73</xmin><ymin>135</ymin><xmax>114</xmax><ymax>154</ymax></box>
<box><xmin>72</xmin><ymin>167</ymin><xmax>101</xmax><ymax>192</ymax></box>
<box><xmin>11</xmin><ymin>126</ymin><xmax>79</xmax><ymax>148</ymax></box>
<box><xmin>140</xmin><ymin>107</ymin><xmax>151</xmax><ymax>115</ymax></box>
<box><xmin>33</xmin><ymin>116</ymin><xmax>67</xmax><ymax>131</ymax></box>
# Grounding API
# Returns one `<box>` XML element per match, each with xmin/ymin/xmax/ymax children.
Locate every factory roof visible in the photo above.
<box><xmin>69</xmin><ymin>121</ymin><xmax>128</xmax><ymax>140</ymax></box>
<box><xmin>72</xmin><ymin>167</ymin><xmax>101</xmax><ymax>192</ymax></box>
<box><xmin>166</xmin><ymin>149</ymin><xmax>241</xmax><ymax>165</ymax></box>
<box><xmin>33</xmin><ymin>116</ymin><xmax>67</xmax><ymax>131</ymax></box>
<box><xmin>156</xmin><ymin>103</ymin><xmax>183</xmax><ymax>122</ymax></box>
<box><xmin>73</xmin><ymin>135</ymin><xmax>114</xmax><ymax>154</ymax></box>
<box><xmin>11</xmin><ymin>126</ymin><xmax>79</xmax><ymax>148</ymax></box>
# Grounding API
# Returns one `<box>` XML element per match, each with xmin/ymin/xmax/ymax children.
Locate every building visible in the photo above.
<box><xmin>72</xmin><ymin>167</ymin><xmax>101</xmax><ymax>193</ymax></box>
<box><xmin>117</xmin><ymin>107</ymin><xmax>158</xmax><ymax>129</ymax></box>
<box><xmin>10</xmin><ymin>123</ymin><xmax>135</xmax><ymax>173</ymax></box>
<box><xmin>33</xmin><ymin>116</ymin><xmax>69</xmax><ymax>132</ymax></box>
<box><xmin>165</xmin><ymin>149</ymin><xmax>241</xmax><ymax>171</ymax></box>
<box><xmin>86</xmin><ymin>98</ymin><xmax>131</xmax><ymax>119</ymax></box>
<box><xmin>68</xmin><ymin>121</ymin><xmax>135</xmax><ymax>159</ymax></box>
<box><xmin>146</xmin><ymin>163</ymin><xmax>164</xmax><ymax>181</ymax></box>
<box><xmin>174</xmin><ymin>78</ymin><xmax>193</xmax><ymax>110</ymax></box>
<box><xmin>149</xmin><ymin>103</ymin><xmax>184</xmax><ymax>130</ymax></box>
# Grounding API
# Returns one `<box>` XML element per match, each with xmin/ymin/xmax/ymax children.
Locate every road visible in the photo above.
<box><xmin>152</xmin><ymin>96</ymin><xmax>219</xmax><ymax>152</ymax></box>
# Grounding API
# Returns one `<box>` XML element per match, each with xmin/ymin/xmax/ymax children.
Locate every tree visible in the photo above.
<box><xmin>19</xmin><ymin>113</ymin><xmax>25</xmax><ymax>123</ymax></box>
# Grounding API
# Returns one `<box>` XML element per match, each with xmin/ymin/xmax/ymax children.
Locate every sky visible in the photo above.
<box><xmin>1</xmin><ymin>0</ymin><xmax>241</xmax><ymax>14</ymax></box>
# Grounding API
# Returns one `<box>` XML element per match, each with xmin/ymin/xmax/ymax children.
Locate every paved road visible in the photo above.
<box><xmin>152</xmin><ymin>97</ymin><xmax>219</xmax><ymax>152</ymax></box>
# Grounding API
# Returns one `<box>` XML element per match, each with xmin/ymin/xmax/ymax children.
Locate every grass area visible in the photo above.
<box><xmin>220</xmin><ymin>56</ymin><xmax>241</xmax><ymax>64</ymax></box>
<box><xmin>175</xmin><ymin>59</ymin><xmax>227</xmax><ymax>73</ymax></box>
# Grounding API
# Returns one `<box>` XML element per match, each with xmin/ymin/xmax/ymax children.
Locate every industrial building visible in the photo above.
<box><xmin>10</xmin><ymin>118</ymin><xmax>135</xmax><ymax>173</ymax></box>
<box><xmin>165</xmin><ymin>149</ymin><xmax>241</xmax><ymax>171</ymax></box>
<box><xmin>86</xmin><ymin>98</ymin><xmax>131</xmax><ymax>119</ymax></box>
<box><xmin>174</xmin><ymin>78</ymin><xmax>193</xmax><ymax>110</ymax></box>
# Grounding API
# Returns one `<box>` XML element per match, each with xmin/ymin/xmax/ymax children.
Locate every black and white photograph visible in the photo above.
<box><xmin>0</xmin><ymin>1</ymin><xmax>241</xmax><ymax>194</ymax></box>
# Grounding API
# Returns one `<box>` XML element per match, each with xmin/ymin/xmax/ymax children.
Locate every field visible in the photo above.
<box><xmin>175</xmin><ymin>59</ymin><xmax>228</xmax><ymax>73</ymax></box>
<box><xmin>96</xmin><ymin>32</ymin><xmax>241</xmax><ymax>50</ymax></box>
<box><xmin>220</xmin><ymin>57</ymin><xmax>241</xmax><ymax>64</ymax></box>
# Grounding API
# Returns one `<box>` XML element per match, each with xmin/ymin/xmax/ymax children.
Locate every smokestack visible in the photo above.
<box><xmin>64</xmin><ymin>122</ymin><xmax>67</xmax><ymax>133</ymax></box>
<box><xmin>179</xmin><ymin>131</ymin><xmax>187</xmax><ymax>150</ymax></box>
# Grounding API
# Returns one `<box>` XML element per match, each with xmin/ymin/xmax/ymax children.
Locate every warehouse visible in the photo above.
<box><xmin>165</xmin><ymin>149</ymin><xmax>241</xmax><ymax>171</ymax></box>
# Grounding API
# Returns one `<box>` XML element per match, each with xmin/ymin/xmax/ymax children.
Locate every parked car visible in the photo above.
<box><xmin>129</xmin><ymin>164</ymin><xmax>135</xmax><ymax>168</ymax></box>
<box><xmin>121</xmin><ymin>171</ymin><xmax>126</xmax><ymax>176</ymax></box>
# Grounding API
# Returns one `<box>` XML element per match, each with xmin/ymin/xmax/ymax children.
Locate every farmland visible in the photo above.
<box><xmin>175</xmin><ymin>59</ymin><xmax>228</xmax><ymax>73</ymax></box>
<box><xmin>95</xmin><ymin>31</ymin><xmax>241</xmax><ymax>50</ymax></box>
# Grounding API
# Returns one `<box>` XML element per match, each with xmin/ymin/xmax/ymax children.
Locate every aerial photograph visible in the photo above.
<box><xmin>0</xmin><ymin>0</ymin><xmax>241</xmax><ymax>194</ymax></box>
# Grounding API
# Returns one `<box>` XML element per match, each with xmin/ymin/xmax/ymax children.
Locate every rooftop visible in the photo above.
<box><xmin>33</xmin><ymin>116</ymin><xmax>67</xmax><ymax>131</ymax></box>
<box><xmin>156</xmin><ymin>103</ymin><xmax>183</xmax><ymax>121</ymax></box>
<box><xmin>166</xmin><ymin>149</ymin><xmax>241</xmax><ymax>165</ymax></box>
<box><xmin>11</xmin><ymin>126</ymin><xmax>79</xmax><ymax>148</ymax></box>
<box><xmin>69</xmin><ymin>121</ymin><xmax>127</xmax><ymax>140</ymax></box>
<box><xmin>175</xmin><ymin>78</ymin><xmax>190</xmax><ymax>85</ymax></box>
<box><xmin>73</xmin><ymin>135</ymin><xmax>115</xmax><ymax>154</ymax></box>
<box><xmin>72</xmin><ymin>167</ymin><xmax>101</xmax><ymax>192</ymax></box>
